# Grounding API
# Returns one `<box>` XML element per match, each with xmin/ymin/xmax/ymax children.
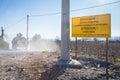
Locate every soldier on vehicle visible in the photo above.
<box><xmin>0</xmin><ymin>27</ymin><xmax>9</xmax><ymax>50</ymax></box>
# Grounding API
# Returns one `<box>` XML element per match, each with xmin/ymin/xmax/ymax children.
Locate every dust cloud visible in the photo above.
<box><xmin>28</xmin><ymin>39</ymin><xmax>60</xmax><ymax>52</ymax></box>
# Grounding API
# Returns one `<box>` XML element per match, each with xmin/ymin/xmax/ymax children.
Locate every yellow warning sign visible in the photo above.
<box><xmin>72</xmin><ymin>14</ymin><xmax>111</xmax><ymax>38</ymax></box>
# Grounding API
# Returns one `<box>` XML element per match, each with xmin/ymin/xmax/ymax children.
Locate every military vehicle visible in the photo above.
<box><xmin>12</xmin><ymin>33</ymin><xmax>27</xmax><ymax>49</ymax></box>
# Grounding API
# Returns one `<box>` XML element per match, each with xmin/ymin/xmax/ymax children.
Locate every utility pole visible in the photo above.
<box><xmin>26</xmin><ymin>15</ymin><xmax>29</xmax><ymax>50</ymax></box>
<box><xmin>26</xmin><ymin>15</ymin><xmax>29</xmax><ymax>41</ymax></box>
<box><xmin>61</xmin><ymin>0</ymin><xmax>70</xmax><ymax>60</ymax></box>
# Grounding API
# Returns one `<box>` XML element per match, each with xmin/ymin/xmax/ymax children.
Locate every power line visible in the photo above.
<box><xmin>30</xmin><ymin>12</ymin><xmax>60</xmax><ymax>17</ymax></box>
<box><xmin>30</xmin><ymin>0</ymin><xmax>120</xmax><ymax>17</ymax></box>
<box><xmin>71</xmin><ymin>0</ymin><xmax>120</xmax><ymax>12</ymax></box>
<box><xmin>5</xmin><ymin>0</ymin><xmax>120</xmax><ymax>28</ymax></box>
<box><xmin>5</xmin><ymin>16</ymin><xmax>26</xmax><ymax>29</ymax></box>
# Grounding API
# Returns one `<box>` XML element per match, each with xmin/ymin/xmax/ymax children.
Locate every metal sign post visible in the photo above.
<box><xmin>75</xmin><ymin>37</ymin><xmax>78</xmax><ymax>57</ymax></box>
<box><xmin>106</xmin><ymin>38</ymin><xmax>109</xmax><ymax>80</ymax></box>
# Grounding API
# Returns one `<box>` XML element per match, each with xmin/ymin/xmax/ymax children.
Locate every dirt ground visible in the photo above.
<box><xmin>57</xmin><ymin>56</ymin><xmax>120</xmax><ymax>80</ymax></box>
<box><xmin>0</xmin><ymin>51</ymin><xmax>120</xmax><ymax>80</ymax></box>
<box><xmin>0</xmin><ymin>51</ymin><xmax>58</xmax><ymax>80</ymax></box>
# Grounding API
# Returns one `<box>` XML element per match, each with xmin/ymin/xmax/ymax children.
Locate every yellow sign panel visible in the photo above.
<box><xmin>72</xmin><ymin>14</ymin><xmax>111</xmax><ymax>38</ymax></box>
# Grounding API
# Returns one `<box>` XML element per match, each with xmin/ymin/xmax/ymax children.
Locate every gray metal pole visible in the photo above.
<box><xmin>75</xmin><ymin>37</ymin><xmax>77</xmax><ymax>57</ymax></box>
<box><xmin>61</xmin><ymin>0</ymin><xmax>70</xmax><ymax>60</ymax></box>
<box><xmin>106</xmin><ymin>38</ymin><xmax>109</xmax><ymax>80</ymax></box>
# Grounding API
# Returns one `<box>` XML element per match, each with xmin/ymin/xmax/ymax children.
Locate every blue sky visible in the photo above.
<box><xmin>0</xmin><ymin>0</ymin><xmax>120</xmax><ymax>40</ymax></box>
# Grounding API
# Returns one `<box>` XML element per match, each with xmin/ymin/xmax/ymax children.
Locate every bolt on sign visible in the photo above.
<box><xmin>72</xmin><ymin>14</ymin><xmax>111</xmax><ymax>38</ymax></box>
